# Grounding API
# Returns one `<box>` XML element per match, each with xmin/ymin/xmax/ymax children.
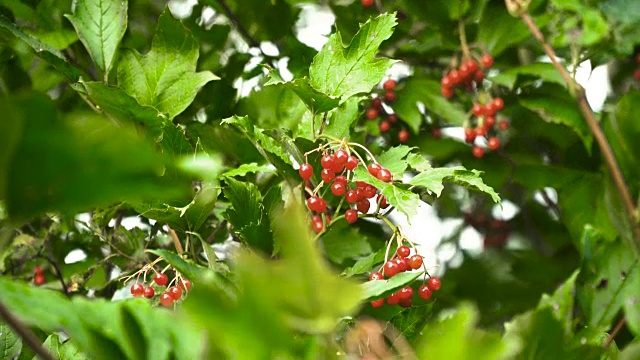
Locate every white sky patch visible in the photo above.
<box><xmin>64</xmin><ymin>249</ymin><xmax>87</xmax><ymax>264</ymax></box>
<box><xmin>491</xmin><ymin>199</ymin><xmax>519</xmax><ymax>221</ymax></box>
<box><xmin>294</xmin><ymin>4</ymin><xmax>335</xmax><ymax>51</ymax></box>
<box><xmin>168</xmin><ymin>0</ymin><xmax>198</xmax><ymax>19</ymax></box>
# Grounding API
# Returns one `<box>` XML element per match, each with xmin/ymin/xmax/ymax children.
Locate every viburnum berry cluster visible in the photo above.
<box><xmin>121</xmin><ymin>258</ymin><xmax>193</xmax><ymax>308</ymax></box>
<box><xmin>33</xmin><ymin>266</ymin><xmax>45</xmax><ymax>286</ymax></box>
<box><xmin>363</xmin><ymin>79</ymin><xmax>410</xmax><ymax>143</ymax></box>
<box><xmin>369</xmin><ymin>244</ymin><xmax>441</xmax><ymax>309</ymax></box>
<box><xmin>633</xmin><ymin>53</ymin><xmax>640</xmax><ymax>81</ymax></box>
<box><xmin>440</xmin><ymin>52</ymin><xmax>509</xmax><ymax>158</ymax></box>
<box><xmin>299</xmin><ymin>139</ymin><xmax>393</xmax><ymax>234</ymax></box>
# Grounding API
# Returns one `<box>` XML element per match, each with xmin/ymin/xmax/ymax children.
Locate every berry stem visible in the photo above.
<box><xmin>458</xmin><ymin>20</ymin><xmax>471</xmax><ymax>59</ymax></box>
<box><xmin>519</xmin><ymin>11</ymin><xmax>640</xmax><ymax>250</ymax></box>
<box><xmin>347</xmin><ymin>142</ymin><xmax>378</xmax><ymax>164</ymax></box>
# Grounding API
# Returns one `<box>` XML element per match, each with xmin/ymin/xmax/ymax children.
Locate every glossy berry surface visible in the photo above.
<box><xmin>356</xmin><ymin>199</ymin><xmax>370</xmax><ymax>214</ymax></box>
<box><xmin>154</xmin><ymin>273</ymin><xmax>168</xmax><ymax>286</ymax></box>
<box><xmin>427</xmin><ymin>277</ymin><xmax>441</xmax><ymax>291</ymax></box>
<box><xmin>311</xmin><ymin>216</ymin><xmax>324</xmax><ymax>233</ymax></box>
<box><xmin>398</xmin><ymin>129</ymin><xmax>409</xmax><ymax>143</ymax></box>
<box><xmin>34</xmin><ymin>274</ymin><xmax>45</xmax><ymax>286</ymax></box>
<box><xmin>367</xmin><ymin>163</ymin><xmax>381</xmax><ymax>176</ymax></box>
<box><xmin>418</xmin><ymin>284</ymin><xmax>432</xmax><ymax>300</ymax></box>
<box><xmin>346</xmin><ymin>189</ymin><xmax>359</xmax><ymax>204</ymax></box>
<box><xmin>384</xmin><ymin>260</ymin><xmax>400</xmax><ymax>277</ymax></box>
<box><xmin>383</xmin><ymin>79</ymin><xmax>396</xmax><ymax>91</ymax></box>
<box><xmin>386</xmin><ymin>291</ymin><xmax>400</xmax><ymax>305</ymax></box>
<box><xmin>345</xmin><ymin>209</ymin><xmax>358</xmax><ymax>224</ymax></box>
<box><xmin>399</xmin><ymin>286</ymin><xmax>413</xmax><ymax>300</ymax></box>
<box><xmin>487</xmin><ymin>137</ymin><xmax>500</xmax><ymax>151</ymax></box>
<box><xmin>168</xmin><ymin>286</ymin><xmax>183</xmax><ymax>300</ymax></box>
<box><xmin>345</xmin><ymin>156</ymin><xmax>359</xmax><ymax>170</ymax></box>
<box><xmin>299</xmin><ymin>163</ymin><xmax>313</xmax><ymax>180</ymax></box>
<box><xmin>371</xmin><ymin>298</ymin><xmax>385</xmax><ymax>308</ymax></box>
<box><xmin>180</xmin><ymin>279</ymin><xmax>193</xmax><ymax>292</ymax></box>
<box><xmin>321</xmin><ymin>168</ymin><xmax>335</xmax><ymax>183</ymax></box>
<box><xmin>376</xmin><ymin>169</ymin><xmax>392</xmax><ymax>182</ymax></box>
<box><xmin>408</xmin><ymin>255</ymin><xmax>423</xmax><ymax>270</ymax></box>
<box><xmin>369</xmin><ymin>272</ymin><xmax>384</xmax><ymax>281</ymax></box>
<box><xmin>480</xmin><ymin>53</ymin><xmax>494</xmax><ymax>68</ymax></box>
<box><xmin>331</xmin><ymin>182</ymin><xmax>346</xmax><ymax>196</ymax></box>
<box><xmin>131</xmin><ymin>283</ymin><xmax>144</xmax><ymax>297</ymax></box>
<box><xmin>320</xmin><ymin>155</ymin><xmax>336</xmax><ymax>169</ymax></box>
<box><xmin>397</xmin><ymin>245</ymin><xmax>411</xmax><ymax>259</ymax></box>
<box><xmin>160</xmin><ymin>293</ymin><xmax>174</xmax><ymax>307</ymax></box>
<box><xmin>144</xmin><ymin>286</ymin><xmax>155</xmax><ymax>299</ymax></box>
<box><xmin>472</xmin><ymin>146</ymin><xmax>485</xmax><ymax>158</ymax></box>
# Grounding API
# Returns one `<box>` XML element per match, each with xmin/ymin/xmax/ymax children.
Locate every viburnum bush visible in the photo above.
<box><xmin>1</xmin><ymin>0</ymin><xmax>640</xmax><ymax>359</ymax></box>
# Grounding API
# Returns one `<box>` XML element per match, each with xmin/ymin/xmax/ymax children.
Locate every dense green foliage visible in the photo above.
<box><xmin>1</xmin><ymin>0</ymin><xmax>640</xmax><ymax>358</ymax></box>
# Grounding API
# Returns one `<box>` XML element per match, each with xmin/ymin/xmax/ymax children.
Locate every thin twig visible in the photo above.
<box><xmin>0</xmin><ymin>298</ymin><xmax>55</xmax><ymax>360</ymax></box>
<box><xmin>603</xmin><ymin>316</ymin><xmax>625</xmax><ymax>347</ymax></box>
<box><xmin>43</xmin><ymin>234</ymin><xmax>69</xmax><ymax>296</ymax></box>
<box><xmin>215</xmin><ymin>0</ymin><xmax>259</xmax><ymax>48</ymax></box>
<box><xmin>167</xmin><ymin>226</ymin><xmax>184</xmax><ymax>254</ymax></box>
<box><xmin>519</xmin><ymin>13</ymin><xmax>640</xmax><ymax>247</ymax></box>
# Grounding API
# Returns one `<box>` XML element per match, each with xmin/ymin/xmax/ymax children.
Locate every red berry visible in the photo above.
<box><xmin>472</xmin><ymin>103</ymin><xmax>484</xmax><ymax>117</ymax></box>
<box><xmin>321</xmin><ymin>168</ymin><xmax>335</xmax><ymax>183</ymax></box>
<box><xmin>361</xmin><ymin>0</ymin><xmax>374</xmax><ymax>7</ymax></box>
<box><xmin>168</xmin><ymin>286</ymin><xmax>183</xmax><ymax>300</ymax></box>
<box><xmin>386</xmin><ymin>291</ymin><xmax>400</xmax><ymax>305</ymax></box>
<box><xmin>465</xmin><ymin>59</ymin><xmax>479</xmax><ymax>74</ymax></box>
<box><xmin>307</xmin><ymin>196</ymin><xmax>321</xmax><ymax>212</ymax></box>
<box><xmin>459</xmin><ymin>63</ymin><xmax>472</xmax><ymax>79</ymax></box>
<box><xmin>464</xmin><ymin>128</ymin><xmax>476</xmax><ymax>143</ymax></box>
<box><xmin>449</xmin><ymin>69</ymin><xmax>461</xmax><ymax>84</ymax></box>
<box><xmin>384</xmin><ymin>260</ymin><xmax>400</xmax><ymax>277</ymax></box>
<box><xmin>371</xmin><ymin>298</ymin><xmax>385</xmax><ymax>308</ymax></box>
<box><xmin>480</xmin><ymin>53</ymin><xmax>494</xmax><ymax>68</ymax></box>
<box><xmin>399</xmin><ymin>286</ymin><xmax>413</xmax><ymax>300</ymax></box>
<box><xmin>634</xmin><ymin>68</ymin><xmax>640</xmax><ymax>81</ymax></box>
<box><xmin>369</xmin><ymin>272</ymin><xmax>384</xmax><ymax>281</ymax></box>
<box><xmin>487</xmin><ymin>137</ymin><xmax>500</xmax><ymax>151</ymax></box>
<box><xmin>376</xmin><ymin>168</ymin><xmax>392</xmax><ymax>182</ymax></box>
<box><xmin>367</xmin><ymin>163</ymin><xmax>382</xmax><ymax>177</ymax></box>
<box><xmin>362</xmin><ymin>185</ymin><xmax>377</xmax><ymax>199</ymax></box>
<box><xmin>345</xmin><ymin>156</ymin><xmax>359</xmax><ymax>171</ymax></box>
<box><xmin>442</xmin><ymin>86</ymin><xmax>454</xmax><ymax>98</ymax></box>
<box><xmin>398</xmin><ymin>129</ymin><xmax>410</xmax><ymax>143</ymax></box>
<box><xmin>399</xmin><ymin>297</ymin><xmax>412</xmax><ymax>308</ymax></box>
<box><xmin>34</xmin><ymin>266</ymin><xmax>42</xmax><ymax>274</ymax></box>
<box><xmin>331</xmin><ymin>182</ymin><xmax>346</xmax><ymax>196</ymax></box>
<box><xmin>160</xmin><ymin>293</ymin><xmax>174</xmax><ymax>307</ymax></box>
<box><xmin>311</xmin><ymin>216</ymin><xmax>324</xmax><ymax>233</ymax></box>
<box><xmin>418</xmin><ymin>284</ymin><xmax>432</xmax><ymax>300</ymax></box>
<box><xmin>427</xmin><ymin>277</ymin><xmax>441</xmax><ymax>291</ymax></box>
<box><xmin>432</xmin><ymin>128</ymin><xmax>442</xmax><ymax>139</ymax></box>
<box><xmin>321</xmin><ymin>154</ymin><xmax>336</xmax><ymax>169</ymax></box>
<box><xmin>34</xmin><ymin>274</ymin><xmax>45</xmax><ymax>286</ymax></box>
<box><xmin>441</xmin><ymin>75</ymin><xmax>452</xmax><ymax>88</ymax></box>
<box><xmin>130</xmin><ymin>283</ymin><xmax>144</xmax><ymax>297</ymax></box>
<box><xmin>299</xmin><ymin>163</ymin><xmax>313</xmax><ymax>180</ymax></box>
<box><xmin>408</xmin><ymin>255</ymin><xmax>423</xmax><ymax>270</ymax></box>
<box><xmin>383</xmin><ymin>79</ymin><xmax>397</xmax><ymax>91</ymax></box>
<box><xmin>357</xmin><ymin>199</ymin><xmax>371</xmax><ymax>214</ymax></box>
<box><xmin>335</xmin><ymin>175</ymin><xmax>347</xmax><ymax>184</ymax></box>
<box><xmin>484</xmin><ymin>116</ymin><xmax>496</xmax><ymax>128</ymax></box>
<box><xmin>475</xmin><ymin>126</ymin><xmax>487</xmax><ymax>137</ymax></box>
<box><xmin>331</xmin><ymin>161</ymin><xmax>344</xmax><ymax>174</ymax></box>
<box><xmin>154</xmin><ymin>273</ymin><xmax>168</xmax><ymax>286</ymax></box>
<box><xmin>179</xmin><ymin>279</ymin><xmax>193</xmax><ymax>291</ymax></box>
<box><xmin>334</xmin><ymin>150</ymin><xmax>348</xmax><ymax>165</ymax></box>
<box><xmin>384</xmin><ymin>90</ymin><xmax>396</xmax><ymax>102</ymax></box>
<box><xmin>371</xmin><ymin>97</ymin><xmax>382</xmax><ymax>109</ymax></box>
<box><xmin>346</xmin><ymin>189</ymin><xmax>359</xmax><ymax>204</ymax></box>
<box><xmin>355</xmin><ymin>181</ymin><xmax>368</xmax><ymax>188</ymax></box>
<box><xmin>498</xmin><ymin>120</ymin><xmax>509</xmax><ymax>130</ymax></box>
<box><xmin>379</xmin><ymin>196</ymin><xmax>389</xmax><ymax>209</ymax></box>
<box><xmin>379</xmin><ymin>120</ymin><xmax>391</xmax><ymax>133</ymax></box>
<box><xmin>492</xmin><ymin>97</ymin><xmax>504</xmax><ymax>111</ymax></box>
<box><xmin>472</xmin><ymin>146</ymin><xmax>485</xmax><ymax>158</ymax></box>
<box><xmin>345</xmin><ymin>209</ymin><xmax>358</xmax><ymax>224</ymax></box>
<box><xmin>474</xmin><ymin>69</ymin><xmax>485</xmax><ymax>83</ymax></box>
<box><xmin>397</xmin><ymin>245</ymin><xmax>411</xmax><ymax>259</ymax></box>
<box><xmin>394</xmin><ymin>258</ymin><xmax>409</xmax><ymax>272</ymax></box>
<box><xmin>484</xmin><ymin>102</ymin><xmax>497</xmax><ymax>116</ymax></box>
<box><xmin>144</xmin><ymin>286</ymin><xmax>155</xmax><ymax>299</ymax></box>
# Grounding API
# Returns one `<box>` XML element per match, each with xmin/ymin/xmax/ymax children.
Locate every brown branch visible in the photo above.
<box><xmin>167</xmin><ymin>227</ymin><xmax>184</xmax><ymax>255</ymax></box>
<box><xmin>519</xmin><ymin>13</ymin><xmax>640</xmax><ymax>247</ymax></box>
<box><xmin>215</xmin><ymin>0</ymin><xmax>259</xmax><ymax>48</ymax></box>
<box><xmin>0</xmin><ymin>298</ymin><xmax>55</xmax><ymax>360</ymax></box>
<box><xmin>603</xmin><ymin>316</ymin><xmax>625</xmax><ymax>347</ymax></box>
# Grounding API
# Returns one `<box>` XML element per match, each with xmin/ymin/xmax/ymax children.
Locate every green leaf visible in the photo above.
<box><xmin>0</xmin><ymin>14</ymin><xmax>84</xmax><ymax>81</ymax></box>
<box><xmin>491</xmin><ymin>63</ymin><xmax>566</xmax><ymax>89</ymax></box>
<box><xmin>321</xmin><ymin>222</ymin><xmax>373</xmax><ymax>264</ymax></box>
<box><xmin>415</xmin><ymin>303</ymin><xmax>514</xmax><ymax>360</ymax></box>
<box><xmin>323</xmin><ymin>97</ymin><xmax>361</xmax><ymax>139</ymax></box>
<box><xmin>0</xmin><ymin>323</ymin><xmax>22</xmax><ymax>360</ymax></box>
<box><xmin>117</xmin><ymin>11</ymin><xmax>218</xmax><ymax>119</ymax></box>
<box><xmin>394</xmin><ymin>78</ymin><xmax>467</xmax><ymax>131</ymax></box>
<box><xmin>309</xmin><ymin>13</ymin><xmax>398</xmax><ymax>101</ymax></box>
<box><xmin>390</xmin><ymin>303</ymin><xmax>434</xmax><ymax>339</ymax></box>
<box><xmin>409</xmin><ymin>166</ymin><xmax>500</xmax><ymax>202</ymax></box>
<box><xmin>518</xmin><ymin>86</ymin><xmax>593</xmax><ymax>152</ymax></box>
<box><xmin>361</xmin><ymin>272</ymin><xmax>421</xmax><ymax>299</ymax></box>
<box><xmin>376</xmin><ymin>145</ymin><xmax>413</xmax><ymax>179</ymax></box>
<box><xmin>39</xmin><ymin>335</ymin><xmax>89</xmax><ymax>360</ymax></box>
<box><xmin>265</xmin><ymin>67</ymin><xmax>340</xmax><ymax>114</ymax></box>
<box><xmin>477</xmin><ymin>3</ymin><xmax>539</xmax><ymax>56</ymax></box>
<box><xmin>601</xmin><ymin>0</ymin><xmax>640</xmax><ymax>55</ymax></box>
<box><xmin>537</xmin><ymin>270</ymin><xmax>579</xmax><ymax>336</ymax></box>
<box><xmin>221</xmin><ymin>163</ymin><xmax>276</xmax><ymax>178</ymax></box>
<box><xmin>0</xmin><ymin>95</ymin><xmax>189</xmax><ymax>220</ymax></box>
<box><xmin>64</xmin><ymin>0</ymin><xmax>127</xmax><ymax>76</ymax></box>
<box><xmin>406</xmin><ymin>153</ymin><xmax>432</xmax><ymax>172</ymax></box>
<box><xmin>353</xmin><ymin>167</ymin><xmax>420</xmax><ymax>219</ymax></box>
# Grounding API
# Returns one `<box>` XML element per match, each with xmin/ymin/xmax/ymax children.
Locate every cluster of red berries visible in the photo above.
<box><xmin>364</xmin><ymin>79</ymin><xmax>410</xmax><ymax>143</ymax></box>
<box><xmin>300</xmin><ymin>149</ymin><xmax>392</xmax><ymax>233</ymax></box>
<box><xmin>33</xmin><ymin>266</ymin><xmax>45</xmax><ymax>286</ymax></box>
<box><xmin>129</xmin><ymin>272</ymin><xmax>193</xmax><ymax>308</ymax></box>
<box><xmin>464</xmin><ymin>96</ymin><xmax>508</xmax><ymax>158</ymax></box>
<box><xmin>369</xmin><ymin>245</ymin><xmax>441</xmax><ymax>308</ymax></box>
<box><xmin>440</xmin><ymin>54</ymin><xmax>493</xmax><ymax>98</ymax></box>
<box><xmin>633</xmin><ymin>54</ymin><xmax>640</xmax><ymax>81</ymax></box>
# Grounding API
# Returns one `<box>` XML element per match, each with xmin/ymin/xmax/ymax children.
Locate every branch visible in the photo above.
<box><xmin>519</xmin><ymin>12</ymin><xmax>640</xmax><ymax>247</ymax></box>
<box><xmin>0</xmin><ymin>298</ymin><xmax>55</xmax><ymax>360</ymax></box>
<box><xmin>43</xmin><ymin>234</ymin><xmax>69</xmax><ymax>296</ymax></box>
<box><xmin>215</xmin><ymin>0</ymin><xmax>259</xmax><ymax>48</ymax></box>
<box><xmin>603</xmin><ymin>316</ymin><xmax>625</xmax><ymax>347</ymax></box>
<box><xmin>167</xmin><ymin>226</ymin><xmax>184</xmax><ymax>254</ymax></box>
